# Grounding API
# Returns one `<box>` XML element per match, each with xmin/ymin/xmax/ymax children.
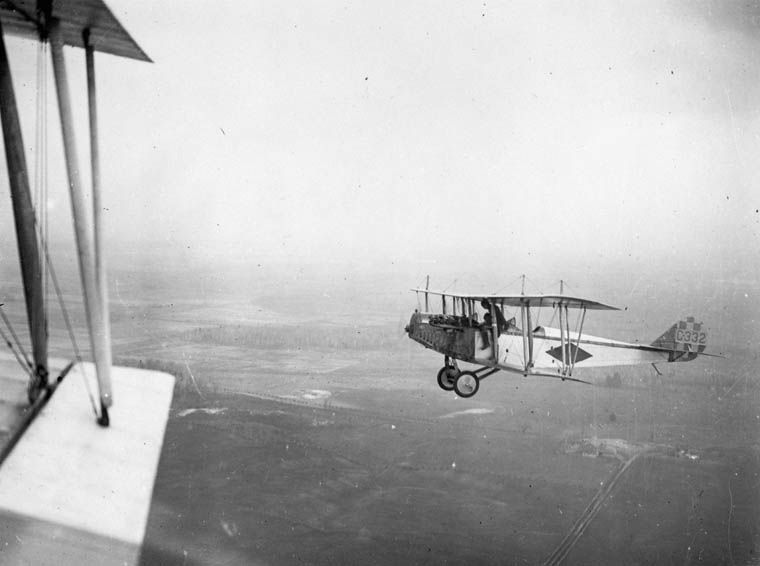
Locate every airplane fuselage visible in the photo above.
<box><xmin>406</xmin><ymin>311</ymin><xmax>692</xmax><ymax>377</ymax></box>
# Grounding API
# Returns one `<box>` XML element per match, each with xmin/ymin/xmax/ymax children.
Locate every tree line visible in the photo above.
<box><xmin>181</xmin><ymin>323</ymin><xmax>404</xmax><ymax>351</ymax></box>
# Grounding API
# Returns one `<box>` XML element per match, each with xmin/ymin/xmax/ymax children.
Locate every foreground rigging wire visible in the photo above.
<box><xmin>30</xmin><ymin>38</ymin><xmax>98</xmax><ymax>418</ymax></box>
<box><xmin>0</xmin><ymin>313</ymin><xmax>34</xmax><ymax>378</ymax></box>
<box><xmin>41</xmin><ymin>239</ymin><xmax>99</xmax><ymax>418</ymax></box>
<box><xmin>0</xmin><ymin>305</ymin><xmax>32</xmax><ymax>370</ymax></box>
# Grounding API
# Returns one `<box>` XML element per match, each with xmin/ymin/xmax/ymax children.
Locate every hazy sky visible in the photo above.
<box><xmin>0</xmin><ymin>1</ymin><xmax>758</xmax><ymax>280</ymax></box>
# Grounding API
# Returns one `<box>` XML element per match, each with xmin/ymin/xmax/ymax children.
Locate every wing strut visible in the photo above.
<box><xmin>521</xmin><ymin>299</ymin><xmax>529</xmax><ymax>372</ymax></box>
<box><xmin>489</xmin><ymin>302</ymin><xmax>498</xmax><ymax>361</ymax></box>
<box><xmin>0</xmin><ymin>18</ymin><xmax>48</xmax><ymax>401</ymax></box>
<box><xmin>569</xmin><ymin>306</ymin><xmax>587</xmax><ymax>375</ymax></box>
<box><xmin>84</xmin><ymin>29</ymin><xmax>113</xmax><ymax>426</ymax></box>
<box><xmin>49</xmin><ymin>18</ymin><xmax>112</xmax><ymax>425</ymax></box>
<box><xmin>558</xmin><ymin>300</ymin><xmax>567</xmax><ymax>372</ymax></box>
<box><xmin>526</xmin><ymin>303</ymin><xmax>533</xmax><ymax>367</ymax></box>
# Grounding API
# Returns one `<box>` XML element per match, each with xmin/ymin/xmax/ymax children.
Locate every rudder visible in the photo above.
<box><xmin>651</xmin><ymin>316</ymin><xmax>707</xmax><ymax>362</ymax></box>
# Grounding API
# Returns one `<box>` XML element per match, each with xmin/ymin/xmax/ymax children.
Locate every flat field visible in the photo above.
<box><xmin>126</xmin><ymin>266</ymin><xmax>759</xmax><ymax>565</ymax></box>
<box><xmin>1</xmin><ymin>260</ymin><xmax>757</xmax><ymax>564</ymax></box>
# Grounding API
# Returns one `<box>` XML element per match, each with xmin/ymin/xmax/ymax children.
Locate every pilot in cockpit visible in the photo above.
<box><xmin>480</xmin><ymin>299</ymin><xmax>516</xmax><ymax>349</ymax></box>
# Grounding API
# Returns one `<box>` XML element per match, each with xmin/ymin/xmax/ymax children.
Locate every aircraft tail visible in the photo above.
<box><xmin>650</xmin><ymin>316</ymin><xmax>706</xmax><ymax>361</ymax></box>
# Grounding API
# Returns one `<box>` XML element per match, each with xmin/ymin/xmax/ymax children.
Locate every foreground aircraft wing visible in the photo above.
<box><xmin>0</xmin><ymin>357</ymin><xmax>173</xmax><ymax>565</ymax></box>
<box><xmin>411</xmin><ymin>289</ymin><xmax>618</xmax><ymax>311</ymax></box>
<box><xmin>0</xmin><ymin>1</ymin><xmax>174</xmax><ymax>563</ymax></box>
<box><xmin>0</xmin><ymin>0</ymin><xmax>151</xmax><ymax>61</ymax></box>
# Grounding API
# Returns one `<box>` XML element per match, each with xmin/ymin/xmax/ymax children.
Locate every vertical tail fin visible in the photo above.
<box><xmin>651</xmin><ymin>316</ymin><xmax>707</xmax><ymax>362</ymax></box>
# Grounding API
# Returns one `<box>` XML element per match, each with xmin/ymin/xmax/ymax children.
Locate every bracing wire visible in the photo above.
<box><xmin>573</xmin><ymin>308</ymin><xmax>582</xmax><ymax>337</ymax></box>
<box><xmin>414</xmin><ymin>277</ymin><xmax>427</xmax><ymax>311</ymax></box>
<box><xmin>533</xmin><ymin>304</ymin><xmax>542</xmax><ymax>332</ymax></box>
<box><xmin>562</xmin><ymin>280</ymin><xmax>576</xmax><ymax>295</ymax></box>
<box><xmin>0</xmin><ymin>305</ymin><xmax>32</xmax><ymax>370</ymax></box>
<box><xmin>442</xmin><ymin>278</ymin><xmax>458</xmax><ymax>293</ymax></box>
<box><xmin>532</xmin><ymin>307</ymin><xmax>558</xmax><ymax>361</ymax></box>
<box><xmin>523</xmin><ymin>275</ymin><xmax>545</xmax><ymax>296</ymax></box>
<box><xmin>522</xmin><ymin>276</ymin><xmax>546</xmax><ymax>329</ymax></box>
<box><xmin>35</xmin><ymin>38</ymin><xmax>49</xmax><ymax>321</ymax></box>
<box><xmin>490</xmin><ymin>274</ymin><xmax>523</xmax><ymax>296</ymax></box>
<box><xmin>530</xmin><ymin>276</ymin><xmax>545</xmax><ymax>330</ymax></box>
<box><xmin>0</xmin><ymin>322</ymin><xmax>34</xmax><ymax>378</ymax></box>
<box><xmin>41</xmin><ymin>240</ymin><xmax>99</xmax><ymax>417</ymax></box>
<box><xmin>42</xmin><ymin>41</ymin><xmax>49</xmax><ymax>318</ymax></box>
<box><xmin>32</xmin><ymin>37</ymin><xmax>97</xmax><ymax>417</ymax></box>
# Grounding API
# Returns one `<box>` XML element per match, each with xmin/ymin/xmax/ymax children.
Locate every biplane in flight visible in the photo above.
<box><xmin>406</xmin><ymin>282</ymin><xmax>717</xmax><ymax>398</ymax></box>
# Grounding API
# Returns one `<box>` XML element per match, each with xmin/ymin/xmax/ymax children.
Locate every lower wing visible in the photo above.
<box><xmin>0</xmin><ymin>356</ymin><xmax>174</xmax><ymax>565</ymax></box>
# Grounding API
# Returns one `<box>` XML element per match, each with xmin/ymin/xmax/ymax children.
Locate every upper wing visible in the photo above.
<box><xmin>0</xmin><ymin>0</ymin><xmax>150</xmax><ymax>61</ymax></box>
<box><xmin>411</xmin><ymin>289</ymin><xmax>618</xmax><ymax>311</ymax></box>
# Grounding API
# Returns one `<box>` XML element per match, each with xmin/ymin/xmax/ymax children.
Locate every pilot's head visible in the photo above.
<box><xmin>480</xmin><ymin>299</ymin><xmax>490</xmax><ymax>310</ymax></box>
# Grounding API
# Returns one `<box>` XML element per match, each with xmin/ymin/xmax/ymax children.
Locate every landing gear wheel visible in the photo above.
<box><xmin>454</xmin><ymin>371</ymin><xmax>479</xmax><ymax>398</ymax></box>
<box><xmin>437</xmin><ymin>366</ymin><xmax>460</xmax><ymax>391</ymax></box>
